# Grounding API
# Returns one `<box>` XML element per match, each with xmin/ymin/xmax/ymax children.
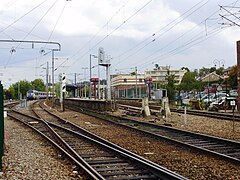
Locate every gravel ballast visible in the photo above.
<box><xmin>1</xmin><ymin>117</ymin><xmax>81</xmax><ymax>180</ymax></box>
<box><xmin>1</xmin><ymin>101</ymin><xmax>240</xmax><ymax>179</ymax></box>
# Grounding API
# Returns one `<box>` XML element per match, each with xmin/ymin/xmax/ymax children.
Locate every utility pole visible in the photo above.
<box><xmin>45</xmin><ymin>62</ymin><xmax>49</xmax><ymax>100</ymax></box>
<box><xmin>89</xmin><ymin>54</ymin><xmax>98</xmax><ymax>99</ymax></box>
<box><xmin>52</xmin><ymin>50</ymin><xmax>55</xmax><ymax>104</ymax></box>
<box><xmin>135</xmin><ymin>66</ymin><xmax>137</xmax><ymax>98</ymax></box>
<box><xmin>82</xmin><ymin>67</ymin><xmax>88</xmax><ymax>98</ymax></box>
<box><xmin>89</xmin><ymin>54</ymin><xmax>92</xmax><ymax>99</ymax></box>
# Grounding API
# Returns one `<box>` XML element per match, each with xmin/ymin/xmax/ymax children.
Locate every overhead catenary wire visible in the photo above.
<box><xmin>137</xmin><ymin>25</ymin><xmax>224</xmax><ymax>71</ymax></box>
<box><xmin>112</xmin><ymin>0</ymin><xmax>239</xmax><ymax>72</ymax></box>
<box><xmin>0</xmin><ymin>0</ymin><xmax>49</xmax><ymax>33</ymax></box>
<box><xmin>45</xmin><ymin>1</ymin><xmax>68</xmax><ymax>47</ymax></box>
<box><xmin>69</xmin><ymin>0</ymin><xmax>130</xmax><ymax>60</ymax></box>
<box><xmin>112</xmin><ymin>0</ymin><xmax>210</xmax><ymax>66</ymax></box>
<box><xmin>127</xmin><ymin>11</ymin><xmax>222</xmax><ymax>69</ymax></box>
<box><xmin>133</xmin><ymin>21</ymin><xmax>223</xmax><ymax>70</ymax></box>
<box><xmin>65</xmin><ymin>0</ymin><xmax>153</xmax><ymax>71</ymax></box>
<box><xmin>4</xmin><ymin>0</ymin><xmax>59</xmax><ymax>69</ymax></box>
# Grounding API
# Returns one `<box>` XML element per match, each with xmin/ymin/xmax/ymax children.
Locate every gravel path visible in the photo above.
<box><xmin>1</xmin><ymin>116</ymin><xmax>81</xmax><ymax>180</ymax></box>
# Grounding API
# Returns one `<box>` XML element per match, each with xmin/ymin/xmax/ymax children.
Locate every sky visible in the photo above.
<box><xmin>0</xmin><ymin>0</ymin><xmax>239</xmax><ymax>88</ymax></box>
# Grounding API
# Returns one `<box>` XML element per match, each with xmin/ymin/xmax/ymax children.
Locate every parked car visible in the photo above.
<box><xmin>229</xmin><ymin>89</ymin><xmax>238</xmax><ymax>97</ymax></box>
<box><xmin>202</xmin><ymin>92</ymin><xmax>226</xmax><ymax>103</ymax></box>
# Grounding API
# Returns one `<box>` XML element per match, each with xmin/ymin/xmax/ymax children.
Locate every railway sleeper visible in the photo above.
<box><xmin>91</xmin><ymin>163</ymin><xmax>130</xmax><ymax>168</ymax></box>
<box><xmin>106</xmin><ymin>174</ymin><xmax>157</xmax><ymax>180</ymax></box>
<box><xmin>97</xmin><ymin>166</ymin><xmax>140</xmax><ymax>172</ymax></box>
<box><xmin>100</xmin><ymin>170</ymin><xmax>152</xmax><ymax>177</ymax></box>
<box><xmin>86</xmin><ymin>158</ymin><xmax>125</xmax><ymax>165</ymax></box>
<box><xmin>226</xmin><ymin>151</ymin><xmax>240</xmax><ymax>157</ymax></box>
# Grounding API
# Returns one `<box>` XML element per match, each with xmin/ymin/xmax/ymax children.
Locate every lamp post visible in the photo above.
<box><xmin>213</xmin><ymin>59</ymin><xmax>225</xmax><ymax>68</ymax></box>
<box><xmin>213</xmin><ymin>59</ymin><xmax>225</xmax><ymax>92</ymax></box>
<box><xmin>89</xmin><ymin>54</ymin><xmax>98</xmax><ymax>99</ymax></box>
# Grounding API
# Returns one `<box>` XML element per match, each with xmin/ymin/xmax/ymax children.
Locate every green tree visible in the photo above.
<box><xmin>180</xmin><ymin>71</ymin><xmax>197</xmax><ymax>92</ymax></box>
<box><xmin>227</xmin><ymin>65</ymin><xmax>237</xmax><ymax>89</ymax></box>
<box><xmin>179</xmin><ymin>71</ymin><xmax>203</xmax><ymax>93</ymax></box>
<box><xmin>165</xmin><ymin>73</ymin><xmax>175</xmax><ymax>101</ymax></box>
<box><xmin>9</xmin><ymin>80</ymin><xmax>32</xmax><ymax>99</ymax></box>
<box><xmin>181</xmin><ymin>67</ymin><xmax>190</xmax><ymax>72</ymax></box>
<box><xmin>199</xmin><ymin>67</ymin><xmax>210</xmax><ymax>77</ymax></box>
<box><xmin>31</xmin><ymin>78</ymin><xmax>45</xmax><ymax>91</ymax></box>
<box><xmin>216</xmin><ymin>67</ymin><xmax>224</xmax><ymax>76</ymax></box>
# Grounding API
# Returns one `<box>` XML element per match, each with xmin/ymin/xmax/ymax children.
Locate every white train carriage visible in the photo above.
<box><xmin>27</xmin><ymin>90</ymin><xmax>54</xmax><ymax>100</ymax></box>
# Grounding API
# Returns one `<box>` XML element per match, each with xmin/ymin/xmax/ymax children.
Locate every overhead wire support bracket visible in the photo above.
<box><xmin>0</xmin><ymin>39</ymin><xmax>61</xmax><ymax>51</ymax></box>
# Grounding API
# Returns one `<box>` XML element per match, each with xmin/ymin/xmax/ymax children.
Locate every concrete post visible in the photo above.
<box><xmin>142</xmin><ymin>97</ymin><xmax>151</xmax><ymax>117</ymax></box>
<box><xmin>160</xmin><ymin>97</ymin><xmax>171</xmax><ymax>118</ymax></box>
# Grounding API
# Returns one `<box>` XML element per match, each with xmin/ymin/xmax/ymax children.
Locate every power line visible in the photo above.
<box><xmin>4</xmin><ymin>0</ymin><xmax>59</xmax><ymax>69</ymax></box>
<box><xmin>136</xmin><ymin>23</ymin><xmax>222</xmax><ymax>69</ymax></box>
<box><xmin>112</xmin><ymin>1</ymin><xmax>238</xmax><ymax>72</ymax></box>
<box><xmin>112</xmin><ymin>0</ymin><xmax>210</xmax><ymax>67</ymax></box>
<box><xmin>45</xmin><ymin>1</ymin><xmax>68</xmax><ymax>47</ymax></box>
<box><xmin>65</xmin><ymin>0</ymin><xmax>153</xmax><ymax>71</ymax></box>
<box><xmin>70</xmin><ymin>0</ymin><xmax>130</xmax><ymax>60</ymax></box>
<box><xmin>0</xmin><ymin>0</ymin><xmax>49</xmax><ymax>33</ymax></box>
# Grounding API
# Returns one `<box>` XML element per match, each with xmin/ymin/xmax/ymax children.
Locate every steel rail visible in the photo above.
<box><xmin>33</xmin><ymin>101</ymin><xmax>187</xmax><ymax>179</ymax></box>
<box><xmin>31</xmin><ymin>100</ymin><xmax>187</xmax><ymax>180</ymax></box>
<box><xmin>8</xmin><ymin>110</ymin><xmax>104</xmax><ymax>180</ymax></box>
<box><xmin>117</xmin><ymin>100</ymin><xmax>240</xmax><ymax>122</ymax></box>
<box><xmin>64</xmin><ymin>102</ymin><xmax>240</xmax><ymax>165</ymax></box>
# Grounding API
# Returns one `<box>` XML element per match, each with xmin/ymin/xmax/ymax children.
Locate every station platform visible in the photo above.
<box><xmin>59</xmin><ymin>98</ymin><xmax>116</xmax><ymax>112</ymax></box>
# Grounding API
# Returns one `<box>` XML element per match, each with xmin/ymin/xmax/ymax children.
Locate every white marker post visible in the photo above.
<box><xmin>230</xmin><ymin>100</ymin><xmax>236</xmax><ymax>133</ymax></box>
<box><xmin>182</xmin><ymin>98</ymin><xmax>190</xmax><ymax>125</ymax></box>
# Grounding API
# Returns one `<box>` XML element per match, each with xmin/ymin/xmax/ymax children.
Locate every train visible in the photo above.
<box><xmin>26</xmin><ymin>90</ymin><xmax>54</xmax><ymax>100</ymax></box>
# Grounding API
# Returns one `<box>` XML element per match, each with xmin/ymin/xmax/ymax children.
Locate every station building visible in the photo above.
<box><xmin>111</xmin><ymin>66</ymin><xmax>187</xmax><ymax>98</ymax></box>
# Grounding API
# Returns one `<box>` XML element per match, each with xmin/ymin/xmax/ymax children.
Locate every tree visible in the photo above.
<box><xmin>179</xmin><ymin>71</ymin><xmax>203</xmax><ymax>93</ymax></box>
<box><xmin>199</xmin><ymin>67</ymin><xmax>210</xmax><ymax>77</ymax></box>
<box><xmin>31</xmin><ymin>79</ymin><xmax>45</xmax><ymax>91</ymax></box>
<box><xmin>9</xmin><ymin>80</ymin><xmax>32</xmax><ymax>99</ymax></box>
<box><xmin>165</xmin><ymin>73</ymin><xmax>176</xmax><ymax>101</ymax></box>
<box><xmin>154</xmin><ymin>64</ymin><xmax>160</xmax><ymax>70</ymax></box>
<box><xmin>227</xmin><ymin>65</ymin><xmax>237</xmax><ymax>89</ymax></box>
<box><xmin>216</xmin><ymin>67</ymin><xmax>224</xmax><ymax>76</ymax></box>
<box><xmin>180</xmin><ymin>71</ymin><xmax>197</xmax><ymax>92</ymax></box>
<box><xmin>181</xmin><ymin>67</ymin><xmax>190</xmax><ymax>72</ymax></box>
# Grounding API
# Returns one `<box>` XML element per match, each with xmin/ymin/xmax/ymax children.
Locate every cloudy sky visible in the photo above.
<box><xmin>0</xmin><ymin>0</ymin><xmax>239</xmax><ymax>87</ymax></box>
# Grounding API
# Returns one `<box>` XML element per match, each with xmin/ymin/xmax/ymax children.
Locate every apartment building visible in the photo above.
<box><xmin>111</xmin><ymin>66</ymin><xmax>186</xmax><ymax>98</ymax></box>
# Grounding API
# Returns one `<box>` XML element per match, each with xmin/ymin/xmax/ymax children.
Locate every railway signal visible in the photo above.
<box><xmin>61</xmin><ymin>73</ymin><xmax>66</xmax><ymax>111</ymax></box>
<box><xmin>62</xmin><ymin>73</ymin><xmax>66</xmax><ymax>92</ymax></box>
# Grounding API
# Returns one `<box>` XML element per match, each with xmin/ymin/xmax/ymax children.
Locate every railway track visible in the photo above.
<box><xmin>64</xmin><ymin>102</ymin><xmax>240</xmax><ymax>165</ymax></box>
<box><xmin>8</xmin><ymin>102</ymin><xmax>186</xmax><ymax>180</ymax></box>
<box><xmin>117</xmin><ymin>101</ymin><xmax>240</xmax><ymax>122</ymax></box>
<box><xmin>171</xmin><ymin>108</ymin><xmax>240</xmax><ymax>122</ymax></box>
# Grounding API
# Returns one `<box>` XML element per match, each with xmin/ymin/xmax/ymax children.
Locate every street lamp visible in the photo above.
<box><xmin>213</xmin><ymin>59</ymin><xmax>225</xmax><ymax>92</ymax></box>
<box><xmin>89</xmin><ymin>54</ymin><xmax>98</xmax><ymax>99</ymax></box>
<box><xmin>213</xmin><ymin>59</ymin><xmax>225</xmax><ymax>68</ymax></box>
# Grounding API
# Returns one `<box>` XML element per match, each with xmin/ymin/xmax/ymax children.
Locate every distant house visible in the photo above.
<box><xmin>201</xmin><ymin>72</ymin><xmax>224</xmax><ymax>83</ymax></box>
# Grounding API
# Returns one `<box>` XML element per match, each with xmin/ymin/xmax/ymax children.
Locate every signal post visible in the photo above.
<box><xmin>61</xmin><ymin>73</ymin><xmax>66</xmax><ymax>111</ymax></box>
